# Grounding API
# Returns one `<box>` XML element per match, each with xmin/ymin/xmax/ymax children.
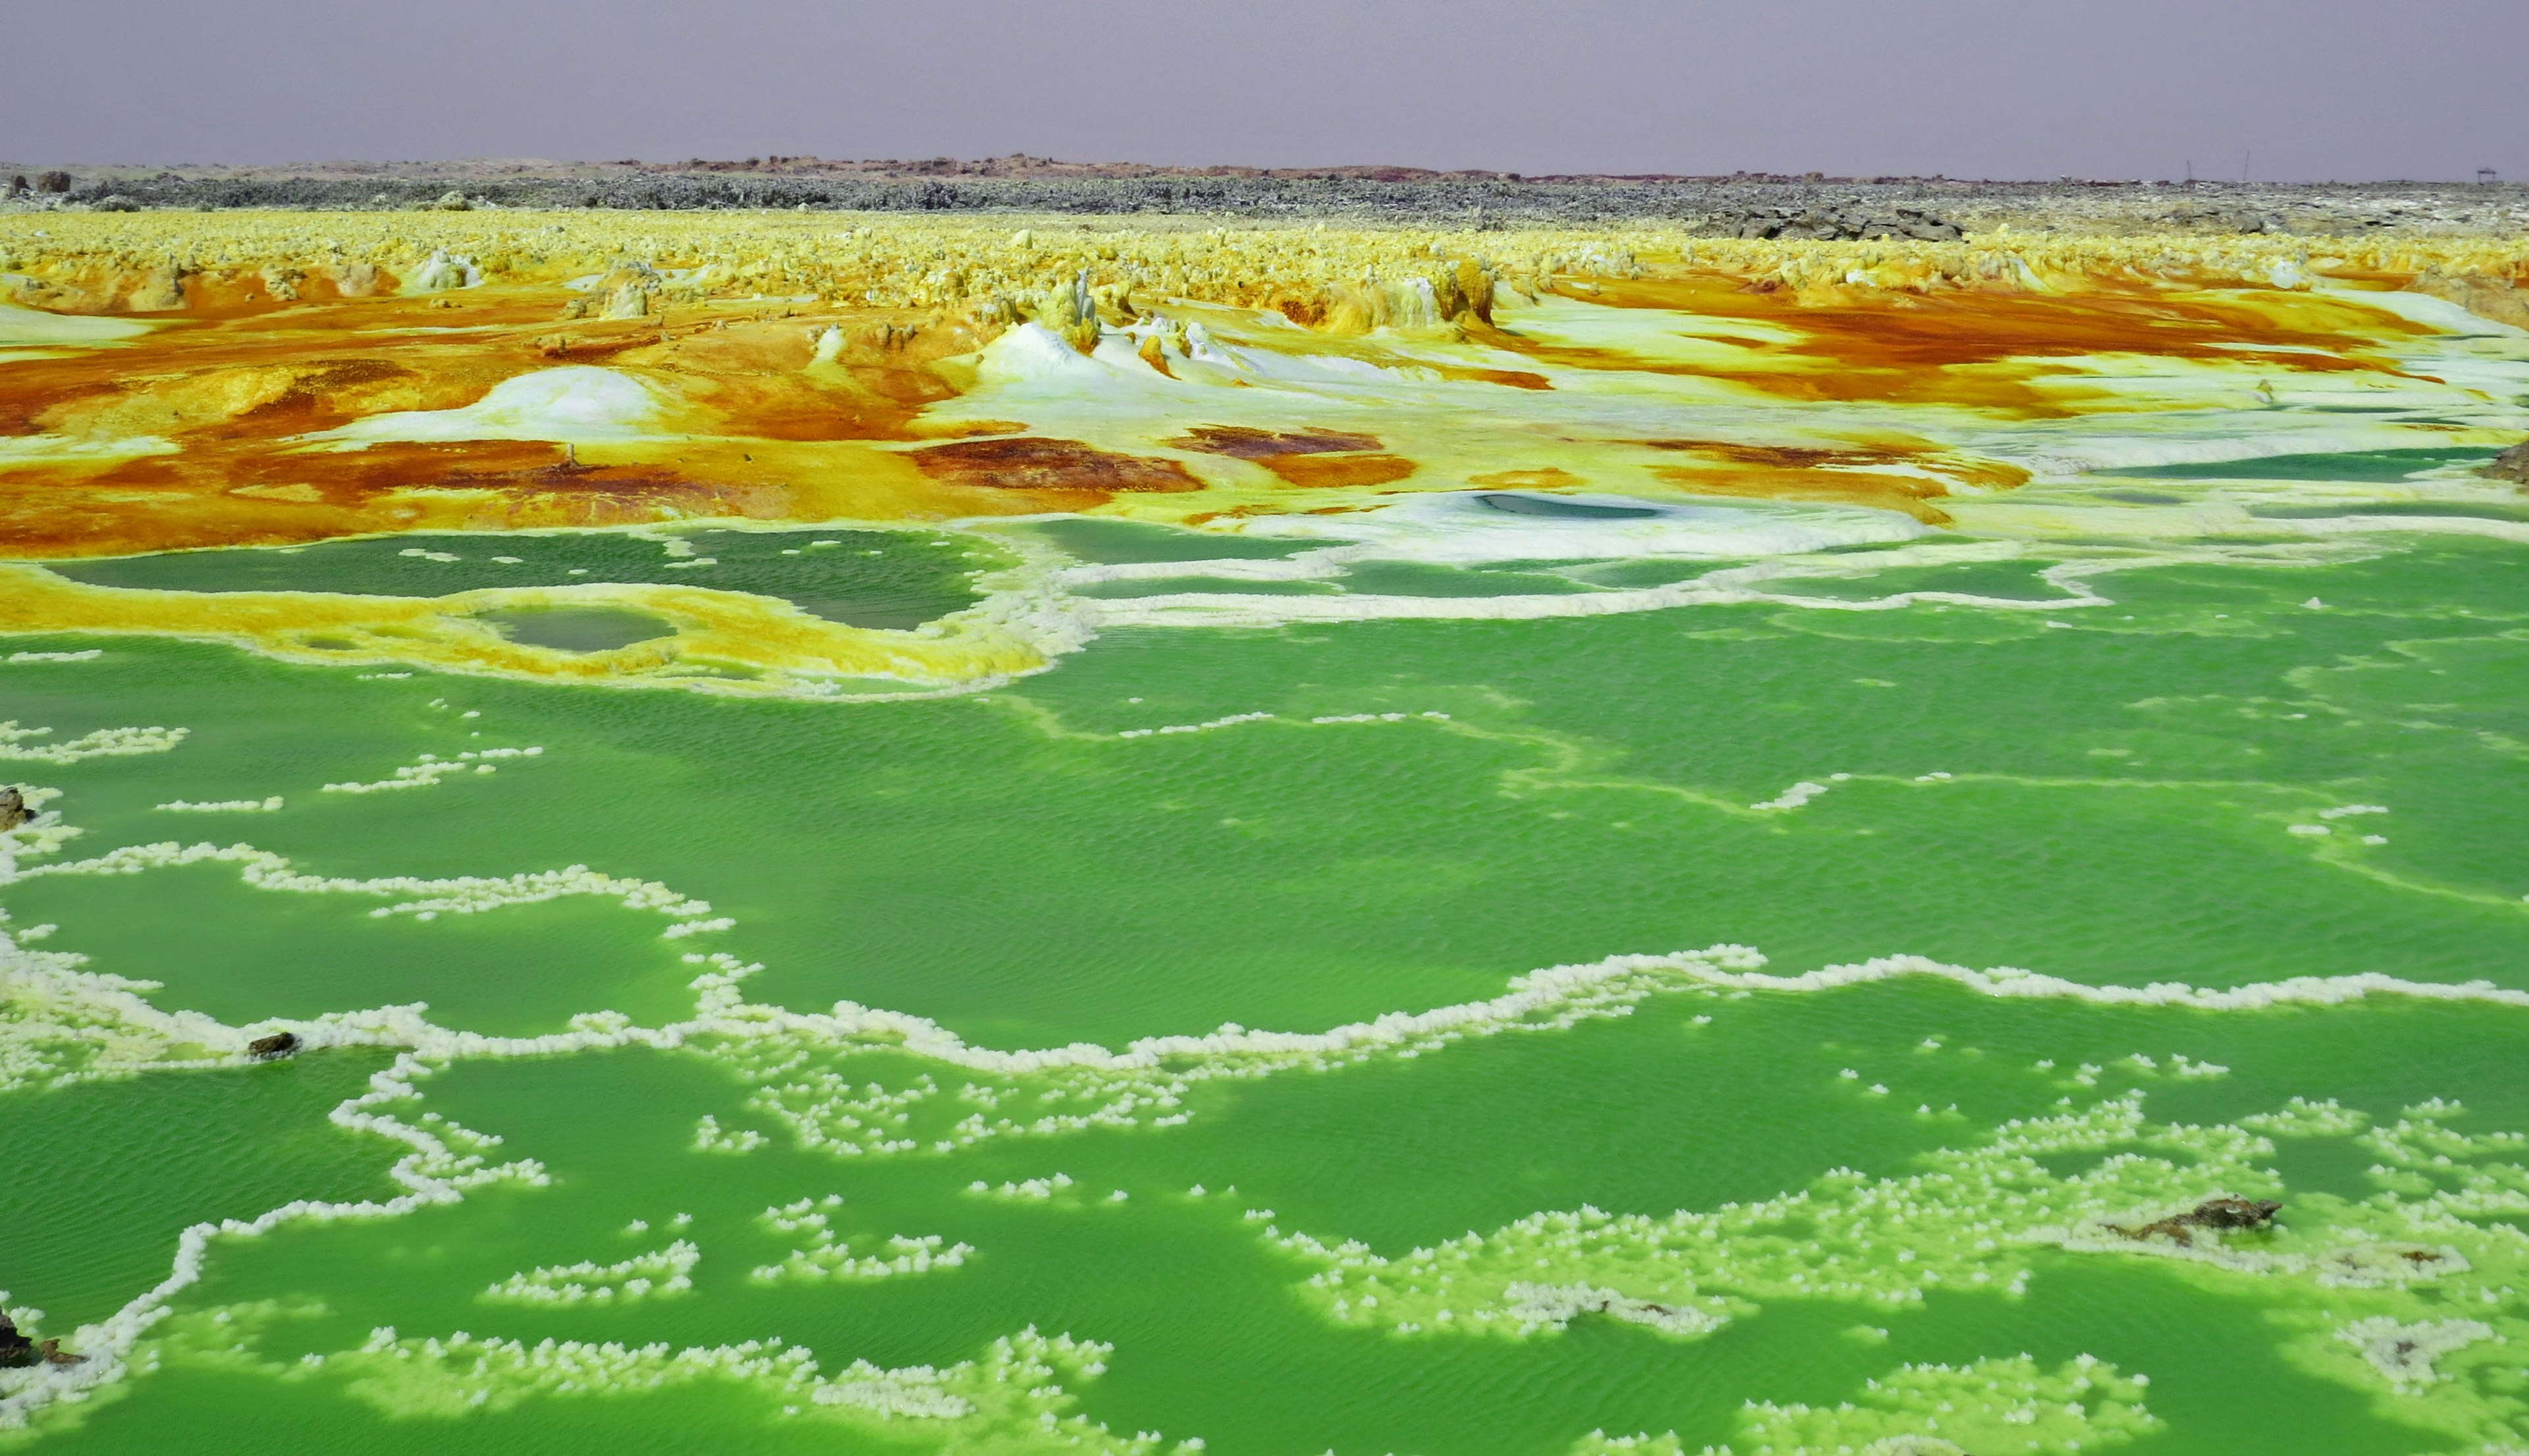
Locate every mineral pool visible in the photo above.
<box><xmin>2</xmin><ymin>211</ymin><xmax>2526</xmax><ymax>1455</ymax></box>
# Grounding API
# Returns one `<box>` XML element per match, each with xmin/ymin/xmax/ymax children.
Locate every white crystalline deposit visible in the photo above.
<box><xmin>2335</xmin><ymin>1316</ymin><xmax>2495</xmax><ymax>1389</ymax></box>
<box><xmin>5</xmin><ymin>650</ymin><xmax>101</xmax><ymax>662</ymax></box>
<box><xmin>751</xmin><ymin>1197</ymin><xmax>971</xmax><ymax>1283</ymax></box>
<box><xmin>1751</xmin><ymin>780</ymin><xmax>1831</xmax><ymax>812</ymax></box>
<box><xmin>1569</xmin><ymin>1353</ymin><xmax>2158</xmax><ymax>1455</ymax></box>
<box><xmin>310</xmin><ymin>1322</ymin><xmax>1148</xmax><ymax>1448</ymax></box>
<box><xmin>322</xmin><ymin>754</ymin><xmax>491</xmax><ymax>793</ymax></box>
<box><xmin>1727</xmin><ymin>1353</ymin><xmax>2158</xmax><ymax>1456</ymax></box>
<box><xmin>705</xmin><ymin>942</ymin><xmax>2529</xmax><ymax>1166</ymax></box>
<box><xmin>0</xmin><ymin>1053</ymin><xmax>545</xmax><ymax>1430</ymax></box>
<box><xmin>14</xmin><ymin>838</ymin><xmax>719</xmax><ymax>932</ymax></box>
<box><xmin>969</xmin><ymin>1173</ymin><xmax>1074</xmax><ymax>1200</ymax></box>
<box><xmin>1115</xmin><ymin>711</ymin><xmax>1273</xmax><ymax>740</ymax></box>
<box><xmin>1500</xmin><ymin>1283</ymin><xmax>1729</xmax><ymax>1339</ymax></box>
<box><xmin>1270</xmin><ymin>1091</ymin><xmax>2529</xmax><ymax>1389</ymax></box>
<box><xmin>300</xmin><ymin>367</ymin><xmax>663</xmax><ymax>448</ymax></box>
<box><xmin>0</xmin><ymin>926</ymin><xmax>241</xmax><ymax>1092</ymax></box>
<box><xmin>483</xmin><ymin>1241</ymin><xmax>699</xmax><ymax>1304</ymax></box>
<box><xmin>155</xmin><ymin>797</ymin><xmax>284</xmax><ymax>812</ymax></box>
<box><xmin>0</xmin><ymin>720</ymin><xmax>187</xmax><ymax>764</ymax></box>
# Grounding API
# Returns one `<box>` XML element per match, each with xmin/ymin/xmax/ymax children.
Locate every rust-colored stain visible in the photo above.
<box><xmin>1492</xmin><ymin>272</ymin><xmax>2439</xmax><ymax>414</ymax></box>
<box><xmin>0</xmin><ymin>281</ymin><xmax>1051</xmax><ymax>558</ymax></box>
<box><xmin>1167</xmin><ymin>425</ymin><xmax>1385</xmax><ymax>458</ymax></box>
<box><xmin>4</xmin><ymin>214</ymin><xmax>2513</xmax><ymax>568</ymax></box>
<box><xmin>906</xmin><ymin>435</ymin><xmax>1203</xmax><ymax>494</ymax></box>
<box><xmin>1253</xmin><ymin>453</ymin><xmax>1419</xmax><ymax>489</ymax></box>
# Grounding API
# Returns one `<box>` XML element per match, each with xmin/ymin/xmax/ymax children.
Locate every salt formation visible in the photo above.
<box><xmin>751</xmin><ymin>1198</ymin><xmax>973</xmax><ymax>1283</ymax></box>
<box><xmin>484</xmin><ymin>1241</ymin><xmax>700</xmax><ymax>1304</ymax></box>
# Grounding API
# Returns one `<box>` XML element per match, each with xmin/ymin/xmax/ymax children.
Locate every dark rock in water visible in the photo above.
<box><xmin>247</xmin><ymin>1031</ymin><xmax>302</xmax><ymax>1060</ymax></box>
<box><xmin>2180</xmin><ymin>1197</ymin><xmax>2283</xmax><ymax>1229</ymax></box>
<box><xmin>2115</xmin><ymin>1196</ymin><xmax>2281</xmax><ymax>1244</ymax></box>
<box><xmin>0</xmin><ymin>786</ymin><xmax>29</xmax><ymax>830</ymax></box>
<box><xmin>2482</xmin><ymin>441</ymin><xmax>2529</xmax><ymax>485</ymax></box>
<box><xmin>0</xmin><ymin>1315</ymin><xmax>34</xmax><ymax>1367</ymax></box>
<box><xmin>38</xmin><ymin>1338</ymin><xmax>82</xmax><ymax>1367</ymax></box>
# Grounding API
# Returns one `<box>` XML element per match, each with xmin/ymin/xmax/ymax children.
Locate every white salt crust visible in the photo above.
<box><xmin>7</xmin><ymin>736</ymin><xmax>2529</xmax><ymax>1432</ymax></box>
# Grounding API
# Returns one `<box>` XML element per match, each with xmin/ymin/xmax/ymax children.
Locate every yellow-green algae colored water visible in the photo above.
<box><xmin>5</xmin><ymin>227</ymin><xmax>2529</xmax><ymax>1456</ymax></box>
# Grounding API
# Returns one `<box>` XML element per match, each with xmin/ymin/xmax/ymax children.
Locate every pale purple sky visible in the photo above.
<box><xmin>6</xmin><ymin>0</ymin><xmax>2523</xmax><ymax>180</ymax></box>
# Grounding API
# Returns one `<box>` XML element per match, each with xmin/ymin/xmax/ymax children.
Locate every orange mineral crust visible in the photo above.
<box><xmin>3</xmin><ymin>210</ymin><xmax>2526</xmax><ymax>561</ymax></box>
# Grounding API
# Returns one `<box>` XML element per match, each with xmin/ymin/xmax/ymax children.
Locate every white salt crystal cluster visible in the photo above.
<box><xmin>749</xmin><ymin>1199</ymin><xmax>971</xmax><ymax>1283</ymax></box>
<box><xmin>0</xmin><ymin>720</ymin><xmax>186</xmax><ymax>765</ymax></box>
<box><xmin>482</xmin><ymin>1240</ymin><xmax>699</xmax><ymax>1304</ymax></box>
<box><xmin>1751</xmin><ymin>780</ymin><xmax>1830</xmax><ymax>812</ymax></box>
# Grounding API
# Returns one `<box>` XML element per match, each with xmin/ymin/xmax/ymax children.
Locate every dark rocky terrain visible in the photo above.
<box><xmin>3</xmin><ymin>155</ymin><xmax>2523</xmax><ymax>234</ymax></box>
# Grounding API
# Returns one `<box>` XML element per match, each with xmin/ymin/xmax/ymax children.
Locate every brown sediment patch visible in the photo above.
<box><xmin>1643</xmin><ymin>439</ymin><xmax>2030</xmax><ymax>493</ymax></box>
<box><xmin>1502</xmin><ymin>272</ymin><xmax>2439</xmax><ymax>414</ymax></box>
<box><xmin>1167</xmin><ymin>424</ymin><xmax>1384</xmax><ymax>458</ymax></box>
<box><xmin>1157</xmin><ymin>419</ymin><xmax>1415</xmax><ymax>489</ymax></box>
<box><xmin>1433</xmin><ymin>364</ymin><xmax>1550</xmax><ymax>391</ymax></box>
<box><xmin>1254</xmin><ymin>454</ymin><xmax>1417</xmax><ymax>489</ymax></box>
<box><xmin>906</xmin><ymin>436</ymin><xmax>1202</xmax><ymax>493</ymax></box>
<box><xmin>0</xmin><ymin>279</ymin><xmax>1079</xmax><ymax>554</ymax></box>
<box><xmin>1639</xmin><ymin>435</ymin><xmax>2026</xmax><ymax>525</ymax></box>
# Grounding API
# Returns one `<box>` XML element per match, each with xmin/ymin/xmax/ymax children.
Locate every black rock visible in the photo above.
<box><xmin>0</xmin><ymin>786</ymin><xmax>28</xmax><ymax>831</ymax></box>
<box><xmin>0</xmin><ymin>1315</ymin><xmax>34</xmax><ymax>1367</ymax></box>
<box><xmin>2176</xmin><ymin>1197</ymin><xmax>2282</xmax><ymax>1230</ymax></box>
<box><xmin>2115</xmin><ymin>1196</ymin><xmax>2281</xmax><ymax>1244</ymax></box>
<box><xmin>246</xmin><ymin>1031</ymin><xmax>302</xmax><ymax>1060</ymax></box>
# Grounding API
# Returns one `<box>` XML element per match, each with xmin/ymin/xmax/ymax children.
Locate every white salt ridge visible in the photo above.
<box><xmin>1272</xmin><ymin>1090</ymin><xmax>2526</xmax><ymax>1409</ymax></box>
<box><xmin>2336</xmin><ymin>1316</ymin><xmax>2495</xmax><ymax>1389</ymax></box>
<box><xmin>1115</xmin><ymin>712</ymin><xmax>1272</xmax><ymax>740</ymax></box>
<box><xmin>750</xmin><ymin>1197</ymin><xmax>970</xmax><ymax>1283</ymax></box>
<box><xmin>321</xmin><ymin>746</ymin><xmax>538</xmax><ymax>794</ymax></box>
<box><xmin>5</xmin><ymin>650</ymin><xmax>101</xmax><ymax>663</ymax></box>
<box><xmin>0</xmin><ymin>1052</ymin><xmax>545</xmax><ymax>1430</ymax></box>
<box><xmin>1072</xmin><ymin>538</ymin><xmax>2112</xmax><ymax>632</ymax></box>
<box><xmin>484</xmin><ymin>1240</ymin><xmax>699</xmax><ymax>1304</ymax></box>
<box><xmin>155</xmin><ymin>797</ymin><xmax>283</xmax><ymax>813</ymax></box>
<box><xmin>306</xmin><ymin>1322</ymin><xmax>1131</xmax><ymax>1440</ymax></box>
<box><xmin>1752</xmin><ymin>780</ymin><xmax>1830</xmax><ymax>812</ymax></box>
<box><xmin>11</xmin><ymin>838</ymin><xmax>716</xmax><ymax>932</ymax></box>
<box><xmin>1500</xmin><ymin>1283</ymin><xmax>1729</xmax><ymax>1339</ymax></box>
<box><xmin>969</xmin><ymin>1173</ymin><xmax>1075</xmax><ymax>1200</ymax></box>
<box><xmin>0</xmin><ymin>720</ymin><xmax>187</xmax><ymax>765</ymax></box>
<box><xmin>11</xmin><ymin>909</ymin><xmax>2528</xmax><ymax>1425</ymax></box>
